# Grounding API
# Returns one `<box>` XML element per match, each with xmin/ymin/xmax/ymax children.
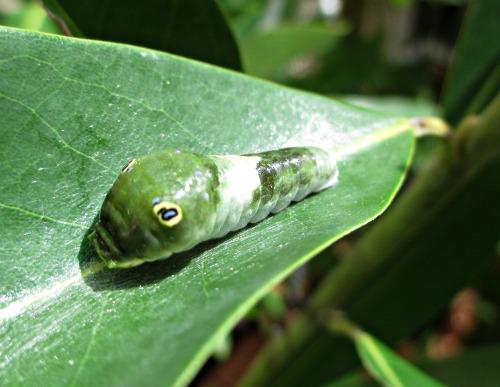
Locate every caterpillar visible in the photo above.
<box><xmin>90</xmin><ymin>147</ymin><xmax>338</xmax><ymax>268</ymax></box>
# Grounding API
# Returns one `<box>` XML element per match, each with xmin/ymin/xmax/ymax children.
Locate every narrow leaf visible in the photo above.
<box><xmin>355</xmin><ymin>331</ymin><xmax>446</xmax><ymax>387</ymax></box>
<box><xmin>442</xmin><ymin>0</ymin><xmax>500</xmax><ymax>125</ymax></box>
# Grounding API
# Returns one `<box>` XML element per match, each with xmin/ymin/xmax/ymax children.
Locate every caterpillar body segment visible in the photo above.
<box><xmin>91</xmin><ymin>147</ymin><xmax>338</xmax><ymax>268</ymax></box>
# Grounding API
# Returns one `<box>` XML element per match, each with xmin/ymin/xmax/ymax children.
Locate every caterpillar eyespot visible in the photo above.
<box><xmin>90</xmin><ymin>147</ymin><xmax>338</xmax><ymax>269</ymax></box>
<box><xmin>153</xmin><ymin>201</ymin><xmax>182</xmax><ymax>227</ymax></box>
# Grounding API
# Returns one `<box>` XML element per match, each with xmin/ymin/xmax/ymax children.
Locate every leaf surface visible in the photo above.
<box><xmin>0</xmin><ymin>27</ymin><xmax>414</xmax><ymax>386</ymax></box>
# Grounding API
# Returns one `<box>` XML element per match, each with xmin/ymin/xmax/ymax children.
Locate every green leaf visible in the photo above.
<box><xmin>338</xmin><ymin>95</ymin><xmax>437</xmax><ymax>117</ymax></box>
<box><xmin>0</xmin><ymin>0</ymin><xmax>61</xmax><ymax>34</ymax></box>
<box><xmin>242</xmin><ymin>23</ymin><xmax>349</xmax><ymax>79</ymax></box>
<box><xmin>40</xmin><ymin>0</ymin><xmax>242</xmax><ymax>70</ymax></box>
<box><xmin>0</xmin><ymin>27</ymin><xmax>414</xmax><ymax>386</ymax></box>
<box><xmin>219</xmin><ymin>0</ymin><xmax>270</xmax><ymax>40</ymax></box>
<box><xmin>354</xmin><ymin>331</ymin><xmax>445</xmax><ymax>387</ymax></box>
<box><xmin>442</xmin><ymin>0</ymin><xmax>500</xmax><ymax>125</ymax></box>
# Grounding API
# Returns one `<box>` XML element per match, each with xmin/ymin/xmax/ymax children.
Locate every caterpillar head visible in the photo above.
<box><xmin>90</xmin><ymin>150</ymin><xmax>218</xmax><ymax>268</ymax></box>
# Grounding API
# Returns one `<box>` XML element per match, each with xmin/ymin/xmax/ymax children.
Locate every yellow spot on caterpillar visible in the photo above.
<box><xmin>153</xmin><ymin>201</ymin><xmax>182</xmax><ymax>227</ymax></box>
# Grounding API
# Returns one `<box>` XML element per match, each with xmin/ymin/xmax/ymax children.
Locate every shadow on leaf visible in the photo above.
<box><xmin>77</xmin><ymin>215</ymin><xmax>242</xmax><ymax>291</ymax></box>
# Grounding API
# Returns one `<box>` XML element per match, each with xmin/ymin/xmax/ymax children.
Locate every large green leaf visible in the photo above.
<box><xmin>0</xmin><ymin>27</ymin><xmax>414</xmax><ymax>386</ymax></box>
<box><xmin>41</xmin><ymin>0</ymin><xmax>242</xmax><ymax>70</ymax></box>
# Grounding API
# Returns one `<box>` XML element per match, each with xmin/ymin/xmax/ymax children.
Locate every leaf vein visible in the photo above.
<box><xmin>0</xmin><ymin>92</ymin><xmax>113</xmax><ymax>172</ymax></box>
<box><xmin>0</xmin><ymin>201</ymin><xmax>87</xmax><ymax>229</ymax></box>
<box><xmin>68</xmin><ymin>299</ymin><xmax>108</xmax><ymax>386</ymax></box>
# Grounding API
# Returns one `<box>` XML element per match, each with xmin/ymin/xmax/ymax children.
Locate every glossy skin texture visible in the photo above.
<box><xmin>90</xmin><ymin>147</ymin><xmax>337</xmax><ymax>268</ymax></box>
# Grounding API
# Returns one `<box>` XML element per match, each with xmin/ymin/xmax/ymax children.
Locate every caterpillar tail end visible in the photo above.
<box><xmin>317</xmin><ymin>152</ymin><xmax>339</xmax><ymax>191</ymax></box>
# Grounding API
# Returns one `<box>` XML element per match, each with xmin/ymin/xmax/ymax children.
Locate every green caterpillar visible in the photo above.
<box><xmin>90</xmin><ymin>147</ymin><xmax>338</xmax><ymax>268</ymax></box>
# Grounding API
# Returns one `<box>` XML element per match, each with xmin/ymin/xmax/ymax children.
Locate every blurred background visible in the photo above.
<box><xmin>0</xmin><ymin>0</ymin><xmax>464</xmax><ymax>108</ymax></box>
